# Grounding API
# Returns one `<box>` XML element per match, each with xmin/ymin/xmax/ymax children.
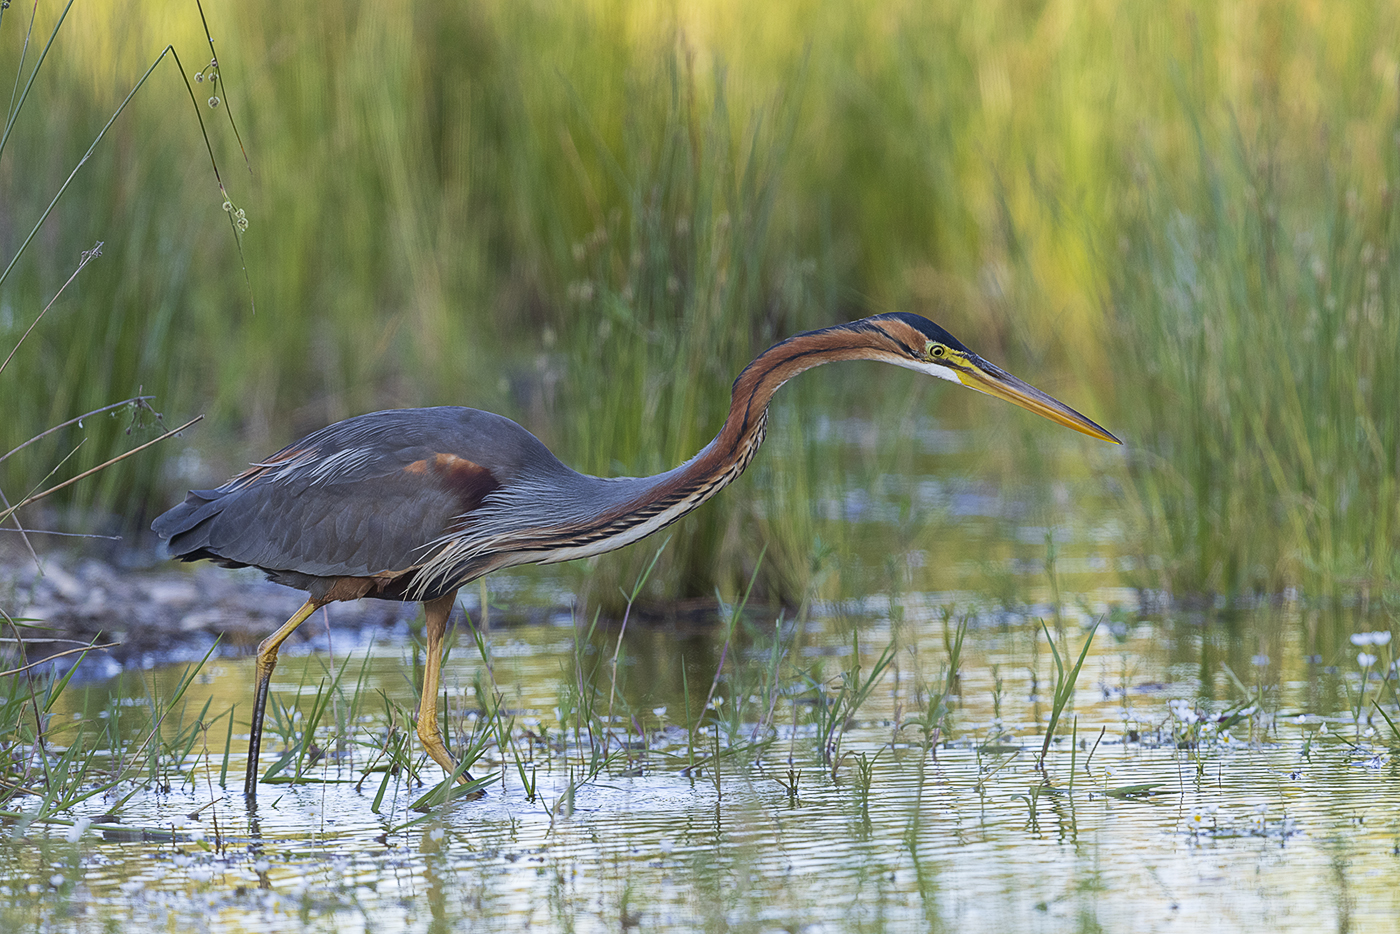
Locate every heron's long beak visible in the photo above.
<box><xmin>956</xmin><ymin>357</ymin><xmax>1121</xmax><ymax>444</ymax></box>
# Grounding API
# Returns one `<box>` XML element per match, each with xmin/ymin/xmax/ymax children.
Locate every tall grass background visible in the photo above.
<box><xmin>2</xmin><ymin>0</ymin><xmax>1397</xmax><ymax>605</ymax></box>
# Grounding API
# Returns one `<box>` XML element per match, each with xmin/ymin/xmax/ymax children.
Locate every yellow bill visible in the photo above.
<box><xmin>956</xmin><ymin>356</ymin><xmax>1121</xmax><ymax>445</ymax></box>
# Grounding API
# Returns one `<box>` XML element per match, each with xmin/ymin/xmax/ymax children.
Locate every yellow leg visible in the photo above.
<box><xmin>415</xmin><ymin>589</ymin><xmax>476</xmax><ymax>786</ymax></box>
<box><xmin>245</xmin><ymin>599</ymin><xmax>320</xmax><ymax>801</ymax></box>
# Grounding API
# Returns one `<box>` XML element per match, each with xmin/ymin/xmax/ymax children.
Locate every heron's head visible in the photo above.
<box><xmin>859</xmin><ymin>312</ymin><xmax>1121</xmax><ymax>444</ymax></box>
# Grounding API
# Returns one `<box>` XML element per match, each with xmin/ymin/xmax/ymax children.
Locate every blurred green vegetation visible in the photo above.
<box><xmin>2</xmin><ymin>0</ymin><xmax>1397</xmax><ymax>604</ymax></box>
<box><xmin>1112</xmin><ymin>108</ymin><xmax>1400</xmax><ymax>598</ymax></box>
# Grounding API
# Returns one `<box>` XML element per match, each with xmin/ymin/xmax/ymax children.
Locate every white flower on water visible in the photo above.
<box><xmin>1168</xmin><ymin>699</ymin><xmax>1201</xmax><ymax>724</ymax></box>
<box><xmin>65</xmin><ymin>818</ymin><xmax>92</xmax><ymax>843</ymax></box>
<box><xmin>1187</xmin><ymin>803</ymin><xmax>1218</xmax><ymax>828</ymax></box>
<box><xmin>1357</xmin><ymin>653</ymin><xmax>1378</xmax><ymax>668</ymax></box>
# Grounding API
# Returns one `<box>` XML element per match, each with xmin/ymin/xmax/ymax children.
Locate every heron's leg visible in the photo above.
<box><xmin>415</xmin><ymin>589</ymin><xmax>476</xmax><ymax>784</ymax></box>
<box><xmin>245</xmin><ymin>599</ymin><xmax>321</xmax><ymax>801</ymax></box>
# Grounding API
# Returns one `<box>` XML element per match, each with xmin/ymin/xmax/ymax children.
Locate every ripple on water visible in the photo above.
<box><xmin>11</xmin><ymin>590</ymin><xmax>1400</xmax><ymax>932</ymax></box>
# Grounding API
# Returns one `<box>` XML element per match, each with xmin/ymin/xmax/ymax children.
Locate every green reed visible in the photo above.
<box><xmin>1109</xmin><ymin>102</ymin><xmax>1400</xmax><ymax>599</ymax></box>
<box><xmin>534</xmin><ymin>51</ymin><xmax>806</xmax><ymax>606</ymax></box>
<box><xmin>8</xmin><ymin>0</ymin><xmax>1400</xmax><ymax>610</ymax></box>
<box><xmin>1035</xmin><ymin>619</ymin><xmax>1097</xmax><ymax>776</ymax></box>
<box><xmin>0</xmin><ymin>0</ymin><xmax>245</xmax><ymax>522</ymax></box>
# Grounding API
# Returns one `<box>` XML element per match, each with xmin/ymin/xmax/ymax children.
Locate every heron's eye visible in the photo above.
<box><xmin>929</xmin><ymin>344</ymin><xmax>947</xmax><ymax>359</ymax></box>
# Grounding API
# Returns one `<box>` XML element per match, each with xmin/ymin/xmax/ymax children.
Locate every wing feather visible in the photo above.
<box><xmin>152</xmin><ymin>407</ymin><xmax>563</xmax><ymax>579</ymax></box>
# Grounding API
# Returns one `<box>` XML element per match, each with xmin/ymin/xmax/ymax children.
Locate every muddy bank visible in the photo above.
<box><xmin>1</xmin><ymin>548</ymin><xmax>432</xmax><ymax>680</ymax></box>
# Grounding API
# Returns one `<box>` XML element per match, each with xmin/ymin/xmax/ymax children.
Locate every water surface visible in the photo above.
<box><xmin>4</xmin><ymin>431</ymin><xmax>1397</xmax><ymax>932</ymax></box>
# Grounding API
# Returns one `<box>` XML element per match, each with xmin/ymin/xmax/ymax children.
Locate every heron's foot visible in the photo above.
<box><xmin>410</xmin><ymin>714</ymin><xmax>486</xmax><ymax>811</ymax></box>
<box><xmin>415</xmin><ymin>707</ymin><xmax>482</xmax><ymax>792</ymax></box>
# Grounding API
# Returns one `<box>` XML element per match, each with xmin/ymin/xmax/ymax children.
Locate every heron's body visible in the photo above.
<box><xmin>155</xmin><ymin>405</ymin><xmax>705</xmax><ymax>600</ymax></box>
<box><xmin>152</xmin><ymin>312</ymin><xmax>1119</xmax><ymax>803</ymax></box>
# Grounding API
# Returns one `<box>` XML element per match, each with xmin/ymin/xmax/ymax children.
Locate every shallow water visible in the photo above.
<box><xmin>5</xmin><ymin>430</ymin><xmax>1399</xmax><ymax>932</ymax></box>
<box><xmin>6</xmin><ymin>583</ymin><xmax>1400</xmax><ymax>933</ymax></box>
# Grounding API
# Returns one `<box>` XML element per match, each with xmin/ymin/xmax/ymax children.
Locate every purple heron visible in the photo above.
<box><xmin>152</xmin><ymin>312</ymin><xmax>1119</xmax><ymax>801</ymax></box>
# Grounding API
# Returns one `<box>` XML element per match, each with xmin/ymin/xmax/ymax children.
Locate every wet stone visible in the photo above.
<box><xmin>141</xmin><ymin>580</ymin><xmax>200</xmax><ymax>606</ymax></box>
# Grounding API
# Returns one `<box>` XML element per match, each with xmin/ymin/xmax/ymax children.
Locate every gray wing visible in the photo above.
<box><xmin>151</xmin><ymin>406</ymin><xmax>567</xmax><ymax>579</ymax></box>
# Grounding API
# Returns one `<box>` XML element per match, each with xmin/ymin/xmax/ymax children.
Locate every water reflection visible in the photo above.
<box><xmin>7</xmin><ymin>580</ymin><xmax>1398</xmax><ymax>933</ymax></box>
